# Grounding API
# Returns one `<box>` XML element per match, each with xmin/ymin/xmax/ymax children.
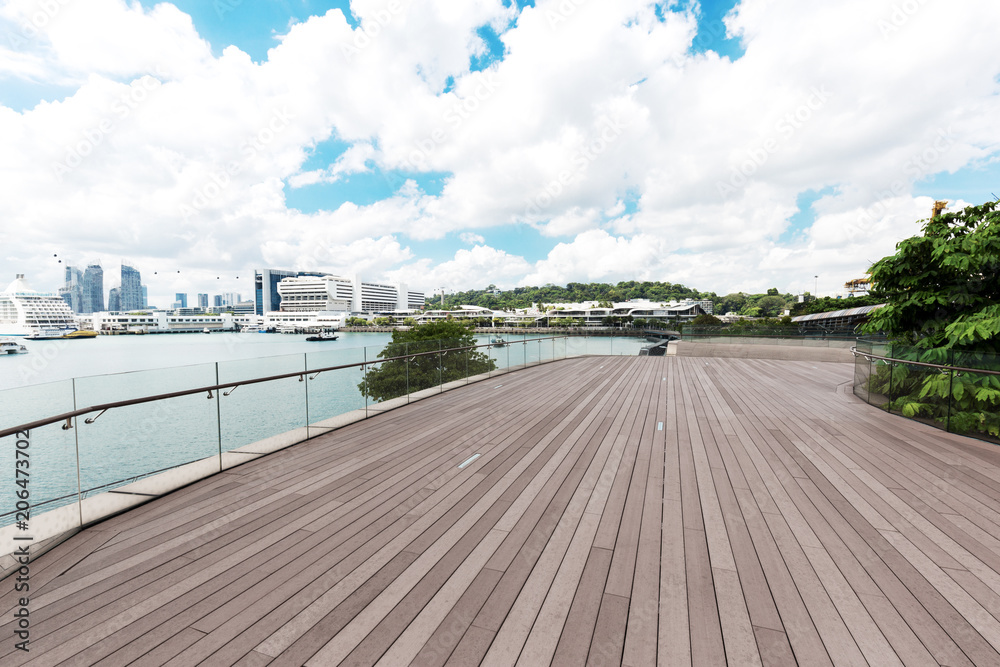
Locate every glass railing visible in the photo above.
<box><xmin>853</xmin><ymin>341</ymin><xmax>1000</xmax><ymax>445</ymax></box>
<box><xmin>5</xmin><ymin>333</ymin><xmax>672</xmax><ymax>557</ymax></box>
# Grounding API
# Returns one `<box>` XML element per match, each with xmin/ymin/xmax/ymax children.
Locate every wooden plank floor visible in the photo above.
<box><xmin>5</xmin><ymin>356</ymin><xmax>1000</xmax><ymax>665</ymax></box>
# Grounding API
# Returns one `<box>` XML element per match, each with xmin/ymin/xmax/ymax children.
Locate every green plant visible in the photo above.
<box><xmin>861</xmin><ymin>201</ymin><xmax>1000</xmax><ymax>439</ymax></box>
<box><xmin>359</xmin><ymin>321</ymin><xmax>497</xmax><ymax>402</ymax></box>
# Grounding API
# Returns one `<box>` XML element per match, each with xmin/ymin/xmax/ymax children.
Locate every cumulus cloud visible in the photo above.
<box><xmin>1</xmin><ymin>0</ymin><xmax>999</xmax><ymax>306</ymax></box>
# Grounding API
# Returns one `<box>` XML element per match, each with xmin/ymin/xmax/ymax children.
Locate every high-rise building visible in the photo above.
<box><xmin>59</xmin><ymin>265</ymin><xmax>84</xmax><ymax>313</ymax></box>
<box><xmin>107</xmin><ymin>287</ymin><xmax>121</xmax><ymax>312</ymax></box>
<box><xmin>120</xmin><ymin>261</ymin><xmax>142</xmax><ymax>311</ymax></box>
<box><xmin>213</xmin><ymin>295</ymin><xmax>223</xmax><ymax>307</ymax></box>
<box><xmin>197</xmin><ymin>293</ymin><xmax>209</xmax><ymax>308</ymax></box>
<box><xmin>141</xmin><ymin>285</ymin><xmax>148</xmax><ymax>308</ymax></box>
<box><xmin>174</xmin><ymin>293</ymin><xmax>188</xmax><ymax>309</ymax></box>
<box><xmin>82</xmin><ymin>263</ymin><xmax>104</xmax><ymax>314</ymax></box>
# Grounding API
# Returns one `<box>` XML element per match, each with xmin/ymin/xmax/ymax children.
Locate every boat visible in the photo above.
<box><xmin>490</xmin><ymin>336</ymin><xmax>507</xmax><ymax>347</ymax></box>
<box><xmin>26</xmin><ymin>329</ymin><xmax>98</xmax><ymax>340</ymax></box>
<box><xmin>203</xmin><ymin>328</ymin><xmax>211</xmax><ymax>334</ymax></box>
<box><xmin>1</xmin><ymin>274</ymin><xmax>80</xmax><ymax>337</ymax></box>
<box><xmin>0</xmin><ymin>338</ymin><xmax>28</xmax><ymax>355</ymax></box>
<box><xmin>305</xmin><ymin>331</ymin><xmax>339</xmax><ymax>341</ymax></box>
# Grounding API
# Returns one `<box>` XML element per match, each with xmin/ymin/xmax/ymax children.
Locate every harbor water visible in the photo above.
<box><xmin>0</xmin><ymin>332</ymin><xmax>643</xmax><ymax>524</ymax></box>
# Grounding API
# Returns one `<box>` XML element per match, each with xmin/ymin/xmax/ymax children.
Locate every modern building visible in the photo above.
<box><xmin>197</xmin><ymin>293</ymin><xmax>209</xmax><ymax>308</ymax></box>
<box><xmin>174</xmin><ymin>293</ymin><xmax>188</xmax><ymax>309</ymax></box>
<box><xmin>259</xmin><ymin>270</ymin><xmax>425</xmax><ymax>316</ymax></box>
<box><xmin>254</xmin><ymin>269</ymin><xmax>327</xmax><ymax>315</ymax></box>
<box><xmin>107</xmin><ymin>287</ymin><xmax>121</xmax><ymax>312</ymax></box>
<box><xmin>59</xmin><ymin>265</ymin><xmax>84</xmax><ymax>313</ymax></box>
<box><xmin>120</xmin><ymin>262</ymin><xmax>142</xmax><ymax>311</ymax></box>
<box><xmin>82</xmin><ymin>263</ymin><xmax>104</xmax><ymax>314</ymax></box>
<box><xmin>141</xmin><ymin>285</ymin><xmax>148</xmax><ymax>308</ymax></box>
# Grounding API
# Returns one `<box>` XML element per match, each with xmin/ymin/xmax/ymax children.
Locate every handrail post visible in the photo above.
<box><xmin>72</xmin><ymin>378</ymin><xmax>83</xmax><ymax>528</ymax></box>
<box><xmin>946</xmin><ymin>368</ymin><xmax>954</xmax><ymax>433</ymax></box>
<box><xmin>215</xmin><ymin>362</ymin><xmax>222</xmax><ymax>472</ymax></box>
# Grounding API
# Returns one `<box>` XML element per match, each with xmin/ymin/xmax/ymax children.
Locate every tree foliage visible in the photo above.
<box><xmin>359</xmin><ymin>321</ymin><xmax>497</xmax><ymax>402</ymax></box>
<box><xmin>862</xmin><ymin>200</ymin><xmax>1000</xmax><ymax>354</ymax></box>
<box><xmin>860</xmin><ymin>201</ymin><xmax>1000</xmax><ymax>440</ymax></box>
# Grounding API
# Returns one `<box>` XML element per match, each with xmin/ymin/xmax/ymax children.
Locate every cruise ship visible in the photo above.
<box><xmin>0</xmin><ymin>274</ymin><xmax>79</xmax><ymax>337</ymax></box>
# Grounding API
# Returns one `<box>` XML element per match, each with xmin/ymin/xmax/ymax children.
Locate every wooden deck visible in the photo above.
<box><xmin>5</xmin><ymin>356</ymin><xmax>1000</xmax><ymax>665</ymax></box>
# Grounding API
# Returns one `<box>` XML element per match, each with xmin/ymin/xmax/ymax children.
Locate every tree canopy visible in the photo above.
<box><xmin>359</xmin><ymin>321</ymin><xmax>497</xmax><ymax>402</ymax></box>
<box><xmin>862</xmin><ymin>200</ymin><xmax>1000</xmax><ymax>354</ymax></box>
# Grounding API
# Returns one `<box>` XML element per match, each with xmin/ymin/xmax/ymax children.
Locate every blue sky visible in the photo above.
<box><xmin>2</xmin><ymin>0</ymin><xmax>998</xmax><ymax>305</ymax></box>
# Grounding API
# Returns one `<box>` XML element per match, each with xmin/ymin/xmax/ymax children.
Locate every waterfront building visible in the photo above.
<box><xmin>0</xmin><ymin>274</ymin><xmax>80</xmax><ymax>336</ymax></box>
<box><xmin>256</xmin><ymin>269</ymin><xmax>424</xmax><ymax>316</ymax></box>
<box><xmin>91</xmin><ymin>311</ymin><xmax>260</xmax><ymax>333</ymax></box>
<box><xmin>82</xmin><ymin>263</ymin><xmax>104</xmax><ymax>314</ymax></box>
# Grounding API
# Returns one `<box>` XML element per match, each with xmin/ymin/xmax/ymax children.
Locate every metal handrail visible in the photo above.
<box><xmin>0</xmin><ymin>335</ymin><xmax>568</xmax><ymax>440</ymax></box>
<box><xmin>850</xmin><ymin>347</ymin><xmax>1000</xmax><ymax>377</ymax></box>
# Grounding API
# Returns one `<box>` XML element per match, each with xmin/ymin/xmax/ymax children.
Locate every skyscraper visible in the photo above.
<box><xmin>107</xmin><ymin>287</ymin><xmax>121</xmax><ymax>312</ymax></box>
<box><xmin>82</xmin><ymin>263</ymin><xmax>104</xmax><ymax>314</ymax></box>
<box><xmin>141</xmin><ymin>285</ymin><xmax>148</xmax><ymax>308</ymax></box>
<box><xmin>59</xmin><ymin>265</ymin><xmax>84</xmax><ymax>313</ymax></box>
<box><xmin>174</xmin><ymin>293</ymin><xmax>188</xmax><ymax>309</ymax></box>
<box><xmin>198</xmin><ymin>293</ymin><xmax>209</xmax><ymax>308</ymax></box>
<box><xmin>120</xmin><ymin>261</ymin><xmax>142</xmax><ymax>311</ymax></box>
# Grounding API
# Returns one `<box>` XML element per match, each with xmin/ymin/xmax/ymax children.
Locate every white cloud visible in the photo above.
<box><xmin>1</xmin><ymin>0</ymin><xmax>999</xmax><ymax>305</ymax></box>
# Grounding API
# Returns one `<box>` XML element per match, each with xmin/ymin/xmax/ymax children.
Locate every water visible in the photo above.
<box><xmin>0</xmin><ymin>332</ymin><xmax>643</xmax><ymax>524</ymax></box>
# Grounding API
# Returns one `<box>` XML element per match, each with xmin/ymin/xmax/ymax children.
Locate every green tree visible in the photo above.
<box><xmin>757</xmin><ymin>295</ymin><xmax>788</xmax><ymax>318</ymax></box>
<box><xmin>690</xmin><ymin>314</ymin><xmax>723</xmax><ymax>326</ymax></box>
<box><xmin>863</xmin><ymin>201</ymin><xmax>1000</xmax><ymax>354</ymax></box>
<box><xmin>359</xmin><ymin>321</ymin><xmax>497</xmax><ymax>402</ymax></box>
<box><xmin>861</xmin><ymin>201</ymin><xmax>1000</xmax><ymax>438</ymax></box>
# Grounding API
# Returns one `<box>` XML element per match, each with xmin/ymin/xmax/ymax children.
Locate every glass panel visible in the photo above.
<box><xmin>0</xmin><ymin>380</ymin><xmax>79</xmax><ymax>533</ymax></box>
<box><xmin>853</xmin><ymin>339</ymin><xmax>872</xmax><ymax>402</ymax></box>
<box><xmin>566</xmin><ymin>335</ymin><xmax>588</xmax><ymax>358</ymax></box>
<box><xmin>948</xmin><ymin>350</ymin><xmax>1000</xmax><ymax>444</ymax></box>
<box><xmin>305</xmin><ymin>346</ymin><xmax>367</xmax><ymax>438</ymax></box>
<box><xmin>865</xmin><ymin>341</ymin><xmax>893</xmax><ymax>409</ymax></box>
<box><xmin>217</xmin><ymin>354</ymin><xmax>307</xmax><ymax>461</ymax></box>
<box><xmin>405</xmin><ymin>339</ymin><xmax>443</xmax><ymax>398</ymax></box>
<box><xmin>73</xmin><ymin>364</ymin><xmax>220</xmax><ymax>523</ymax></box>
<box><xmin>508</xmin><ymin>334</ymin><xmax>527</xmax><ymax>370</ymax></box>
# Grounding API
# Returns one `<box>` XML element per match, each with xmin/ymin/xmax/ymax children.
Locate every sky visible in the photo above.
<box><xmin>1</xmin><ymin>0</ymin><xmax>998</xmax><ymax>308</ymax></box>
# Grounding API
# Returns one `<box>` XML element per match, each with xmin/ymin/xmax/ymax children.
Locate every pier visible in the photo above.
<box><xmin>4</xmin><ymin>354</ymin><xmax>1000</xmax><ymax>664</ymax></box>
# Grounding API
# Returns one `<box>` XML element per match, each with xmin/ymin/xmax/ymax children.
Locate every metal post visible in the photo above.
<box><xmin>406</xmin><ymin>342</ymin><xmax>410</xmax><ymax>404</ymax></box>
<box><xmin>303</xmin><ymin>354</ymin><xmax>310</xmax><ymax>439</ymax></box>
<box><xmin>72</xmin><ymin>378</ymin><xmax>83</xmax><ymax>527</ymax></box>
<box><xmin>215</xmin><ymin>363</ymin><xmax>223</xmax><ymax>471</ymax></box>
<box><xmin>946</xmin><ymin>369</ymin><xmax>954</xmax><ymax>432</ymax></box>
<box><xmin>438</xmin><ymin>340</ymin><xmax>443</xmax><ymax>393</ymax></box>
<box><xmin>364</xmin><ymin>346</ymin><xmax>368</xmax><ymax>418</ymax></box>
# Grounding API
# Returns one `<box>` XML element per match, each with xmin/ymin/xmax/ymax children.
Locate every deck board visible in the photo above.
<box><xmin>6</xmin><ymin>355</ymin><xmax>1000</xmax><ymax>665</ymax></box>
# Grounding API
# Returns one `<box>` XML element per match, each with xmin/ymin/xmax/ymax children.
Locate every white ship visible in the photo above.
<box><xmin>0</xmin><ymin>338</ymin><xmax>28</xmax><ymax>354</ymax></box>
<box><xmin>0</xmin><ymin>274</ymin><xmax>79</xmax><ymax>337</ymax></box>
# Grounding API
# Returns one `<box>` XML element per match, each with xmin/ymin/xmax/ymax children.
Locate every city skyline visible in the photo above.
<box><xmin>2</xmin><ymin>1</ymin><xmax>999</xmax><ymax>306</ymax></box>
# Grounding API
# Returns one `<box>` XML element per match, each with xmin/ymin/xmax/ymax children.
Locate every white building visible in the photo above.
<box><xmin>271</xmin><ymin>274</ymin><xmax>424</xmax><ymax>315</ymax></box>
<box><xmin>89</xmin><ymin>311</ymin><xmax>261</xmax><ymax>333</ymax></box>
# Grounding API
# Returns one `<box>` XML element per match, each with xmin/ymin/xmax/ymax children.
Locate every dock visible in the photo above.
<box><xmin>4</xmin><ymin>355</ymin><xmax>1000</xmax><ymax>665</ymax></box>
